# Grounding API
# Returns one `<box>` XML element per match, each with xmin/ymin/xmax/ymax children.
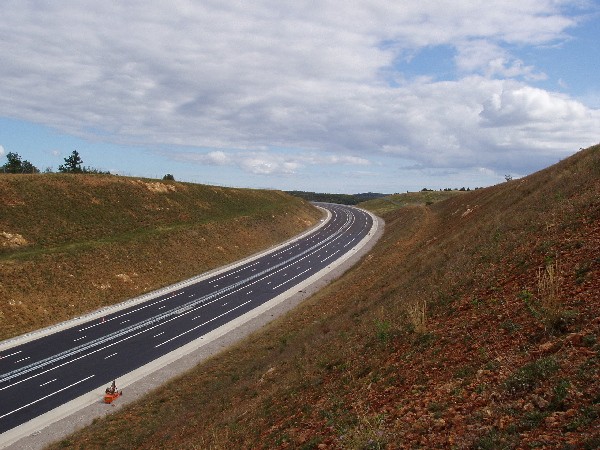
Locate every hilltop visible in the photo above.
<box><xmin>49</xmin><ymin>144</ymin><xmax>600</xmax><ymax>449</ymax></box>
<box><xmin>0</xmin><ymin>174</ymin><xmax>321</xmax><ymax>341</ymax></box>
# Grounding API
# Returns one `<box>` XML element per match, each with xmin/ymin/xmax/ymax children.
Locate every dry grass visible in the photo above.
<box><xmin>537</xmin><ymin>259</ymin><xmax>564</xmax><ymax>330</ymax></box>
<box><xmin>406</xmin><ymin>298</ymin><xmax>427</xmax><ymax>334</ymax></box>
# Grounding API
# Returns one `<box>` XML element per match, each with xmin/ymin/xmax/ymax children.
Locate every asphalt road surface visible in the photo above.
<box><xmin>0</xmin><ymin>202</ymin><xmax>375</xmax><ymax>440</ymax></box>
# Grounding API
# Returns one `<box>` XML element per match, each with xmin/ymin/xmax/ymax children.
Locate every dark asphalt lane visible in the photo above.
<box><xmin>0</xmin><ymin>203</ymin><xmax>374</xmax><ymax>435</ymax></box>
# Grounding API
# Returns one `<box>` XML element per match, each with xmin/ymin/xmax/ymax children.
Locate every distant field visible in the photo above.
<box><xmin>0</xmin><ymin>174</ymin><xmax>321</xmax><ymax>340</ymax></box>
<box><xmin>359</xmin><ymin>190</ymin><xmax>465</xmax><ymax>215</ymax></box>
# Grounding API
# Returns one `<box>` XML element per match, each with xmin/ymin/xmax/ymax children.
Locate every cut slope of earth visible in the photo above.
<box><xmin>0</xmin><ymin>175</ymin><xmax>321</xmax><ymax>341</ymax></box>
<box><xmin>39</xmin><ymin>145</ymin><xmax>600</xmax><ymax>448</ymax></box>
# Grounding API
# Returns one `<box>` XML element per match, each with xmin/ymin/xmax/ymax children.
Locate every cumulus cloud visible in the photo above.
<box><xmin>239</xmin><ymin>156</ymin><xmax>299</xmax><ymax>175</ymax></box>
<box><xmin>480</xmin><ymin>84</ymin><xmax>588</xmax><ymax>127</ymax></box>
<box><xmin>0</xmin><ymin>0</ymin><xmax>598</xmax><ymax>185</ymax></box>
<box><xmin>0</xmin><ymin>145</ymin><xmax>5</xmax><ymax>157</ymax></box>
<box><xmin>169</xmin><ymin>149</ymin><xmax>370</xmax><ymax>176</ymax></box>
<box><xmin>455</xmin><ymin>40</ymin><xmax>546</xmax><ymax>80</ymax></box>
<box><xmin>182</xmin><ymin>151</ymin><xmax>233</xmax><ymax>166</ymax></box>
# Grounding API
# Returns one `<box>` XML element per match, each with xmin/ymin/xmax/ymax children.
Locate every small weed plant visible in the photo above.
<box><xmin>375</xmin><ymin>320</ymin><xmax>392</xmax><ymax>344</ymax></box>
<box><xmin>504</xmin><ymin>356</ymin><xmax>559</xmax><ymax>395</ymax></box>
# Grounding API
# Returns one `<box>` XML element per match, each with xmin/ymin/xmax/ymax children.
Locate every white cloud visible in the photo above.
<box><xmin>185</xmin><ymin>151</ymin><xmax>233</xmax><ymax>166</ymax></box>
<box><xmin>480</xmin><ymin>83</ymin><xmax>589</xmax><ymax>129</ymax></box>
<box><xmin>324</xmin><ymin>155</ymin><xmax>370</xmax><ymax>166</ymax></box>
<box><xmin>455</xmin><ymin>40</ymin><xmax>546</xmax><ymax>80</ymax></box>
<box><xmin>169</xmin><ymin>149</ymin><xmax>371</xmax><ymax>176</ymax></box>
<box><xmin>0</xmin><ymin>1</ymin><xmax>598</xmax><ymax>187</ymax></box>
<box><xmin>0</xmin><ymin>145</ymin><xmax>5</xmax><ymax>157</ymax></box>
<box><xmin>239</xmin><ymin>156</ymin><xmax>299</xmax><ymax>175</ymax></box>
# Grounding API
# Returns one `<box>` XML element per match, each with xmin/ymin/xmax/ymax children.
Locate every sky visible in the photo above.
<box><xmin>1</xmin><ymin>1</ymin><xmax>599</xmax><ymax>194</ymax></box>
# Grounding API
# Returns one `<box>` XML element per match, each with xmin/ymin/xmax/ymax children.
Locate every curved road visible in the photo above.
<box><xmin>0</xmin><ymin>203</ymin><xmax>376</xmax><ymax>443</ymax></box>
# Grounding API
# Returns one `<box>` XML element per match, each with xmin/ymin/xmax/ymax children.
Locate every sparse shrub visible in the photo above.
<box><xmin>471</xmin><ymin>296</ymin><xmax>483</xmax><ymax>307</ymax></box>
<box><xmin>520</xmin><ymin>410</ymin><xmax>548</xmax><ymax>430</ymax></box>
<box><xmin>549</xmin><ymin>379</ymin><xmax>570</xmax><ymax>411</ymax></box>
<box><xmin>520</xmin><ymin>289</ymin><xmax>542</xmax><ymax>321</ymax></box>
<box><xmin>414</xmin><ymin>331</ymin><xmax>435</xmax><ymax>348</ymax></box>
<box><xmin>577</xmin><ymin>356</ymin><xmax>599</xmax><ymax>382</ymax></box>
<box><xmin>275</xmin><ymin>432</ymin><xmax>291</xmax><ymax>446</ymax></box>
<box><xmin>454</xmin><ymin>365</ymin><xmax>476</xmax><ymax>380</ymax></box>
<box><xmin>574</xmin><ymin>263</ymin><xmax>591</xmax><ymax>284</ymax></box>
<box><xmin>472</xmin><ymin>428</ymin><xmax>514</xmax><ymax>449</ymax></box>
<box><xmin>582</xmin><ymin>334</ymin><xmax>597</xmax><ymax>347</ymax></box>
<box><xmin>564</xmin><ymin>405</ymin><xmax>599</xmax><ymax>431</ymax></box>
<box><xmin>484</xmin><ymin>359</ymin><xmax>500</xmax><ymax>371</ymax></box>
<box><xmin>504</xmin><ymin>356</ymin><xmax>559</xmax><ymax>395</ymax></box>
<box><xmin>375</xmin><ymin>319</ymin><xmax>392</xmax><ymax>344</ymax></box>
<box><xmin>427</xmin><ymin>401</ymin><xmax>447</xmax><ymax>418</ymax></box>
<box><xmin>500</xmin><ymin>319</ymin><xmax>520</xmax><ymax>333</ymax></box>
<box><xmin>518</xmin><ymin>289</ymin><xmax>534</xmax><ymax>303</ymax></box>
<box><xmin>299</xmin><ymin>437</ymin><xmax>322</xmax><ymax>449</ymax></box>
<box><xmin>341</xmin><ymin>412</ymin><xmax>389</xmax><ymax>450</ymax></box>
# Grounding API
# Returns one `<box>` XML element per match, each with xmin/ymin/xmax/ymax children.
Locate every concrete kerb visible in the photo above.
<box><xmin>1</xmin><ymin>207</ymin><xmax>383</xmax><ymax>450</ymax></box>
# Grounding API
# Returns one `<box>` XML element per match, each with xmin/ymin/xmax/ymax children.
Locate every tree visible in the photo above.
<box><xmin>21</xmin><ymin>160</ymin><xmax>39</xmax><ymax>173</ymax></box>
<box><xmin>162</xmin><ymin>173</ymin><xmax>175</xmax><ymax>181</ymax></box>
<box><xmin>58</xmin><ymin>150</ymin><xmax>84</xmax><ymax>173</ymax></box>
<box><xmin>1</xmin><ymin>152</ymin><xmax>39</xmax><ymax>173</ymax></box>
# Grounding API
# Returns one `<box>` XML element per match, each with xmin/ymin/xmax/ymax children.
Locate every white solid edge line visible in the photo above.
<box><xmin>0</xmin><ymin>206</ymin><xmax>377</xmax><ymax>448</ymax></box>
<box><xmin>0</xmin><ymin>376</ymin><xmax>95</xmax><ymax>421</ymax></box>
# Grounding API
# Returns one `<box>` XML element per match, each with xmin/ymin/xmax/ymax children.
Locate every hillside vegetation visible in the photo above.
<box><xmin>360</xmin><ymin>190</ymin><xmax>466</xmax><ymax>216</ymax></box>
<box><xmin>50</xmin><ymin>144</ymin><xmax>600</xmax><ymax>449</ymax></box>
<box><xmin>0</xmin><ymin>174</ymin><xmax>321</xmax><ymax>341</ymax></box>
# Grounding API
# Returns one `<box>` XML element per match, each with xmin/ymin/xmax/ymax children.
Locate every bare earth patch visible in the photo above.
<box><xmin>139</xmin><ymin>181</ymin><xmax>176</xmax><ymax>193</ymax></box>
<box><xmin>0</xmin><ymin>232</ymin><xmax>28</xmax><ymax>248</ymax></box>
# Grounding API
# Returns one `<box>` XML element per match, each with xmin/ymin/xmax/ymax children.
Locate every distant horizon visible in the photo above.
<box><xmin>0</xmin><ymin>166</ymin><xmax>499</xmax><ymax>196</ymax></box>
<box><xmin>2</xmin><ymin>2</ymin><xmax>599</xmax><ymax>194</ymax></box>
<box><xmin>1</xmin><ymin>142</ymin><xmax>588</xmax><ymax>195</ymax></box>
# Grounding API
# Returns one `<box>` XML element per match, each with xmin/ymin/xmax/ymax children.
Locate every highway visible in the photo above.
<box><xmin>0</xmin><ymin>203</ymin><xmax>376</xmax><ymax>441</ymax></box>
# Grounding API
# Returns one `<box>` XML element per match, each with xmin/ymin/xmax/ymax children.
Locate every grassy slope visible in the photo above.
<box><xmin>0</xmin><ymin>175</ymin><xmax>321</xmax><ymax>341</ymax></box>
<box><xmin>45</xmin><ymin>145</ymin><xmax>600</xmax><ymax>448</ymax></box>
